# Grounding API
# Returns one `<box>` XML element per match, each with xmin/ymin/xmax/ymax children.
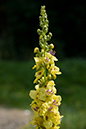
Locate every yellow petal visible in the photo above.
<box><xmin>47</xmin><ymin>80</ymin><xmax>55</xmax><ymax>87</ymax></box>
<box><xmin>34</xmin><ymin>57</ymin><xmax>42</xmax><ymax>64</ymax></box>
<box><xmin>56</xmin><ymin>71</ymin><xmax>62</xmax><ymax>75</ymax></box>
<box><xmin>29</xmin><ymin>90</ymin><xmax>37</xmax><ymax>99</ymax></box>
<box><xmin>35</xmin><ymin>84</ymin><xmax>39</xmax><ymax>89</ymax></box>
<box><xmin>43</xmin><ymin>120</ymin><xmax>52</xmax><ymax>129</ymax></box>
<box><xmin>32</xmin><ymin>65</ymin><xmax>36</xmax><ymax>69</ymax></box>
<box><xmin>38</xmin><ymin>88</ymin><xmax>47</xmax><ymax>101</ymax></box>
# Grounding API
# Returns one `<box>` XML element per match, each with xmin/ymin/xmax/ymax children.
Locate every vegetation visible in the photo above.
<box><xmin>0</xmin><ymin>58</ymin><xmax>86</xmax><ymax>128</ymax></box>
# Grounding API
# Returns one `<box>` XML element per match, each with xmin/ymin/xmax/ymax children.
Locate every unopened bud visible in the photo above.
<box><xmin>49</xmin><ymin>32</ymin><xmax>52</xmax><ymax>37</ymax></box>
<box><xmin>49</xmin><ymin>44</ymin><xmax>54</xmax><ymax>49</ymax></box>
<box><xmin>41</xmin><ymin>49</ymin><xmax>44</xmax><ymax>52</ymax></box>
<box><xmin>37</xmin><ymin>29</ymin><xmax>40</xmax><ymax>33</ymax></box>
<box><xmin>39</xmin><ymin>35</ymin><xmax>43</xmax><ymax>40</ymax></box>
<box><xmin>41</xmin><ymin>5</ymin><xmax>45</xmax><ymax>10</ymax></box>
<box><xmin>43</xmin><ymin>25</ymin><xmax>47</xmax><ymax>29</ymax></box>
<box><xmin>48</xmin><ymin>74</ymin><xmax>52</xmax><ymax>79</ymax></box>
<box><xmin>34</xmin><ymin>47</ymin><xmax>39</xmax><ymax>53</ymax></box>
<box><xmin>40</xmin><ymin>77</ymin><xmax>45</xmax><ymax>83</ymax></box>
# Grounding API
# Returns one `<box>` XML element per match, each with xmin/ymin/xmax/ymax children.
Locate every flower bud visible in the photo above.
<box><xmin>46</xmin><ymin>35</ymin><xmax>51</xmax><ymax>41</ymax></box>
<box><xmin>40</xmin><ymin>77</ymin><xmax>45</xmax><ymax>83</ymax></box>
<box><xmin>49</xmin><ymin>32</ymin><xmax>52</xmax><ymax>37</ymax></box>
<box><xmin>34</xmin><ymin>47</ymin><xmax>39</xmax><ymax>53</ymax></box>
<box><xmin>43</xmin><ymin>25</ymin><xmax>47</xmax><ymax>29</ymax></box>
<box><xmin>39</xmin><ymin>43</ymin><xmax>44</xmax><ymax>48</ymax></box>
<box><xmin>37</xmin><ymin>29</ymin><xmax>42</xmax><ymax>35</ymax></box>
<box><xmin>39</xmin><ymin>35</ymin><xmax>43</xmax><ymax>40</ymax></box>
<box><xmin>49</xmin><ymin>44</ymin><xmax>54</xmax><ymax>49</ymax></box>
<box><xmin>44</xmin><ymin>15</ymin><xmax>47</xmax><ymax>19</ymax></box>
<box><xmin>48</xmin><ymin>74</ymin><xmax>52</xmax><ymax>79</ymax></box>
<box><xmin>37</xmin><ymin>29</ymin><xmax>40</xmax><ymax>33</ymax></box>
<box><xmin>41</xmin><ymin>49</ymin><xmax>44</xmax><ymax>52</ymax></box>
<box><xmin>41</xmin><ymin>5</ymin><xmax>45</xmax><ymax>10</ymax></box>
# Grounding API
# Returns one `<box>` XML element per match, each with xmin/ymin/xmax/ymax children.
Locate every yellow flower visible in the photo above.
<box><xmin>39</xmin><ymin>102</ymin><xmax>49</xmax><ymax>116</ymax></box>
<box><xmin>52</xmin><ymin>107</ymin><xmax>59</xmax><ymax>115</ymax></box>
<box><xmin>53</xmin><ymin>95</ymin><xmax>62</xmax><ymax>102</ymax></box>
<box><xmin>30</xmin><ymin>6</ymin><xmax>63</xmax><ymax>129</ymax></box>
<box><xmin>47</xmin><ymin>80</ymin><xmax>55</xmax><ymax>87</ymax></box>
<box><xmin>52</xmin><ymin>95</ymin><xmax>62</xmax><ymax>106</ymax></box>
<box><xmin>50</xmin><ymin>65</ymin><xmax>61</xmax><ymax>75</ymax></box>
<box><xmin>32</xmin><ymin>57</ymin><xmax>43</xmax><ymax>70</ymax></box>
<box><xmin>49</xmin><ymin>65</ymin><xmax>61</xmax><ymax>79</ymax></box>
<box><xmin>34</xmin><ymin>68</ymin><xmax>45</xmax><ymax>83</ymax></box>
<box><xmin>34</xmin><ymin>57</ymin><xmax>42</xmax><ymax>63</ymax></box>
<box><xmin>46</xmin><ymin>86</ymin><xmax>56</xmax><ymax>96</ymax></box>
<box><xmin>47</xmin><ymin>111</ymin><xmax>61</xmax><ymax>124</ymax></box>
<box><xmin>45</xmin><ymin>52</ymin><xmax>58</xmax><ymax>62</ymax></box>
<box><xmin>43</xmin><ymin>120</ymin><xmax>52</xmax><ymax>129</ymax></box>
<box><xmin>30</xmin><ymin>114</ymin><xmax>44</xmax><ymax>126</ymax></box>
<box><xmin>31</xmin><ymin>103</ymin><xmax>39</xmax><ymax>112</ymax></box>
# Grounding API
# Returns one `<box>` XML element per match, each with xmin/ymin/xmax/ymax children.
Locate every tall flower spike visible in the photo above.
<box><xmin>29</xmin><ymin>5</ymin><xmax>63</xmax><ymax>129</ymax></box>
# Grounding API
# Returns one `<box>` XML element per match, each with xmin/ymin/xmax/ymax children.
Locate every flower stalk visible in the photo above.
<box><xmin>29</xmin><ymin>5</ymin><xmax>63</xmax><ymax>129</ymax></box>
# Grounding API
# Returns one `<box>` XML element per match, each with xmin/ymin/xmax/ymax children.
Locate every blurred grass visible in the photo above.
<box><xmin>0</xmin><ymin>60</ymin><xmax>34</xmax><ymax>109</ymax></box>
<box><xmin>0</xmin><ymin>58</ymin><xmax>86</xmax><ymax>129</ymax></box>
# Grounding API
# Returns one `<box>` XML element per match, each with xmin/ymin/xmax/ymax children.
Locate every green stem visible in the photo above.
<box><xmin>44</xmin><ymin>34</ymin><xmax>46</xmax><ymax>81</ymax></box>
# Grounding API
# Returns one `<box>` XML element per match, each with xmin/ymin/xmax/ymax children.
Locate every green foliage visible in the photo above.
<box><xmin>0</xmin><ymin>60</ymin><xmax>34</xmax><ymax>108</ymax></box>
<box><xmin>61</xmin><ymin>109</ymin><xmax>86</xmax><ymax>129</ymax></box>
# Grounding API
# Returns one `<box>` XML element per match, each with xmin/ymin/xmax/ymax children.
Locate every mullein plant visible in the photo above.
<box><xmin>29</xmin><ymin>6</ymin><xmax>63</xmax><ymax>129</ymax></box>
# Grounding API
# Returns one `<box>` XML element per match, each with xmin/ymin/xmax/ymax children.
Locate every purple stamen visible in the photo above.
<box><xmin>51</xmin><ymin>92</ymin><xmax>54</xmax><ymax>94</ymax></box>
<box><xmin>49</xmin><ymin>107</ymin><xmax>53</xmax><ymax>110</ymax></box>
<box><xmin>50</xmin><ymin>90</ymin><xmax>54</xmax><ymax>94</ymax></box>
<box><xmin>46</xmin><ymin>57</ymin><xmax>49</xmax><ymax>62</ymax></box>
<box><xmin>33</xmin><ymin>108</ymin><xmax>37</xmax><ymax>111</ymax></box>
<box><xmin>46</xmin><ymin>116</ymin><xmax>48</xmax><ymax>120</ymax></box>
<box><xmin>49</xmin><ymin>50</ymin><xmax>53</xmax><ymax>54</ymax></box>
<box><xmin>47</xmin><ymin>89</ymin><xmax>49</xmax><ymax>93</ymax></box>
<box><xmin>49</xmin><ymin>50</ymin><xmax>55</xmax><ymax>56</ymax></box>
<box><xmin>46</xmin><ymin>89</ymin><xmax>50</xmax><ymax>95</ymax></box>
<box><xmin>47</xmin><ymin>89</ymin><xmax>54</xmax><ymax>95</ymax></box>
<box><xmin>36</xmin><ymin>107</ymin><xmax>39</xmax><ymax>109</ymax></box>
<box><xmin>39</xmin><ymin>72</ymin><xmax>41</xmax><ymax>75</ymax></box>
<box><xmin>53</xmin><ymin>100</ymin><xmax>56</xmax><ymax>103</ymax></box>
<box><xmin>50</xmin><ymin>111</ymin><xmax>52</xmax><ymax>113</ymax></box>
<box><xmin>52</xmin><ymin>52</ymin><xmax>55</xmax><ymax>56</ymax></box>
<box><xmin>53</xmin><ymin>100</ymin><xmax>59</xmax><ymax>106</ymax></box>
